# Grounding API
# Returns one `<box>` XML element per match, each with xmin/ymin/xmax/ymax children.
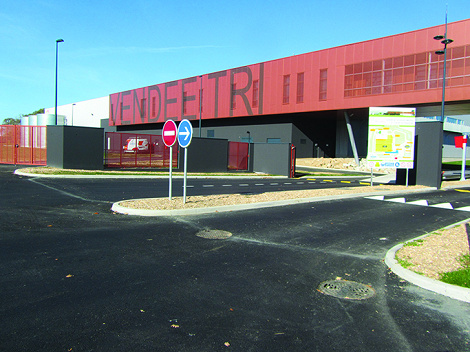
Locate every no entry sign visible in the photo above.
<box><xmin>162</xmin><ymin>119</ymin><xmax>177</xmax><ymax>147</ymax></box>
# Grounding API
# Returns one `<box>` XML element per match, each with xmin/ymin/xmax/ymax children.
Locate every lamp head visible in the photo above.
<box><xmin>434</xmin><ymin>35</ymin><xmax>445</xmax><ymax>40</ymax></box>
<box><xmin>56</xmin><ymin>39</ymin><xmax>64</xmax><ymax>43</ymax></box>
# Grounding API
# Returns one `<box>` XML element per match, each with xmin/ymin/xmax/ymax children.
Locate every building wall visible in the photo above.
<box><xmin>109</xmin><ymin>19</ymin><xmax>470</xmax><ymax>127</ymax></box>
<box><xmin>45</xmin><ymin>96</ymin><xmax>109</xmax><ymax>128</ymax></box>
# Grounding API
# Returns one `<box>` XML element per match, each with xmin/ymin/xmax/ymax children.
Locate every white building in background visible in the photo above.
<box><xmin>44</xmin><ymin>96</ymin><xmax>109</xmax><ymax>128</ymax></box>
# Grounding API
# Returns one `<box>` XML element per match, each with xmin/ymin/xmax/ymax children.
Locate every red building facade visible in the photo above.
<box><xmin>109</xmin><ymin>19</ymin><xmax>470</xmax><ymax>127</ymax></box>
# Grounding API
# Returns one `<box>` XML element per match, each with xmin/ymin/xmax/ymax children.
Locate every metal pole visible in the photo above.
<box><xmin>344</xmin><ymin>112</ymin><xmax>360</xmax><ymax>166</ymax></box>
<box><xmin>199</xmin><ymin>75</ymin><xmax>202</xmax><ymax>138</ymax></box>
<box><xmin>183</xmin><ymin>148</ymin><xmax>188</xmax><ymax>204</ymax></box>
<box><xmin>460</xmin><ymin>135</ymin><xmax>467</xmax><ymax>181</ymax></box>
<box><xmin>55</xmin><ymin>39</ymin><xmax>64</xmax><ymax>125</ymax></box>
<box><xmin>169</xmin><ymin>147</ymin><xmax>173</xmax><ymax>200</ymax></box>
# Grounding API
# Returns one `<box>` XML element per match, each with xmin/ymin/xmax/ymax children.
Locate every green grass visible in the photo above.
<box><xmin>396</xmin><ymin>257</ymin><xmax>415</xmax><ymax>269</ymax></box>
<box><xmin>403</xmin><ymin>239</ymin><xmax>424</xmax><ymax>247</ymax></box>
<box><xmin>440</xmin><ymin>254</ymin><xmax>470</xmax><ymax>288</ymax></box>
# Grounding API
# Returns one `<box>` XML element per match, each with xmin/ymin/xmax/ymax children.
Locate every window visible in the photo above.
<box><xmin>343</xmin><ymin>44</ymin><xmax>470</xmax><ymax>98</ymax></box>
<box><xmin>319</xmin><ymin>69</ymin><xmax>327</xmax><ymax>100</ymax></box>
<box><xmin>252</xmin><ymin>80</ymin><xmax>259</xmax><ymax>108</ymax></box>
<box><xmin>267</xmin><ymin>138</ymin><xmax>281</xmax><ymax>144</ymax></box>
<box><xmin>283</xmin><ymin>75</ymin><xmax>290</xmax><ymax>104</ymax></box>
<box><xmin>296</xmin><ymin>72</ymin><xmax>304</xmax><ymax>103</ymax></box>
<box><xmin>207</xmin><ymin>129</ymin><xmax>214</xmax><ymax>138</ymax></box>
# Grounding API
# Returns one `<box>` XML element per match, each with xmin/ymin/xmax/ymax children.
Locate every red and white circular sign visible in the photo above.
<box><xmin>162</xmin><ymin>119</ymin><xmax>177</xmax><ymax>147</ymax></box>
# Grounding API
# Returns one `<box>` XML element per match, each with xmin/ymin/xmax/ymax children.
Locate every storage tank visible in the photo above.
<box><xmin>29</xmin><ymin>115</ymin><xmax>38</xmax><ymax>126</ymax></box>
<box><xmin>37</xmin><ymin>114</ymin><xmax>56</xmax><ymax>126</ymax></box>
<box><xmin>21</xmin><ymin>115</ymin><xmax>30</xmax><ymax>125</ymax></box>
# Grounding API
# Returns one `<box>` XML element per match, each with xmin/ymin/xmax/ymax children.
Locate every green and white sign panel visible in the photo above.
<box><xmin>367</xmin><ymin>107</ymin><xmax>416</xmax><ymax>169</ymax></box>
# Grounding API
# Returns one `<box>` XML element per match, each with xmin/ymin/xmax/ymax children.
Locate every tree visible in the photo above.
<box><xmin>2</xmin><ymin>118</ymin><xmax>21</xmax><ymax>125</ymax></box>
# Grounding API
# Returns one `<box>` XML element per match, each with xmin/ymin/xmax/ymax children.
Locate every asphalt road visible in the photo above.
<box><xmin>1</xmin><ymin>165</ymin><xmax>470</xmax><ymax>351</ymax></box>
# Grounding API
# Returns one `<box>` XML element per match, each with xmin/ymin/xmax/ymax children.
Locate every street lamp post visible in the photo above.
<box><xmin>434</xmin><ymin>11</ymin><xmax>456</xmax><ymax>178</ymax></box>
<box><xmin>55</xmin><ymin>39</ymin><xmax>64</xmax><ymax>125</ymax></box>
<box><xmin>71</xmin><ymin>103</ymin><xmax>76</xmax><ymax>126</ymax></box>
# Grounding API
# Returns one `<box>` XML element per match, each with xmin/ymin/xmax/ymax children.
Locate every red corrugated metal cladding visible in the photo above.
<box><xmin>109</xmin><ymin>19</ymin><xmax>470</xmax><ymax>127</ymax></box>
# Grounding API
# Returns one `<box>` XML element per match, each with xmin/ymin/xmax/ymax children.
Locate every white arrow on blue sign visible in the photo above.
<box><xmin>177</xmin><ymin>119</ymin><xmax>193</xmax><ymax>148</ymax></box>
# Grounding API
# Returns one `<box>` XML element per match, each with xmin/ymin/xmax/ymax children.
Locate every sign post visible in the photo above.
<box><xmin>162</xmin><ymin>119</ymin><xmax>177</xmax><ymax>200</ymax></box>
<box><xmin>460</xmin><ymin>135</ymin><xmax>467</xmax><ymax>181</ymax></box>
<box><xmin>177</xmin><ymin>119</ymin><xmax>193</xmax><ymax>204</ymax></box>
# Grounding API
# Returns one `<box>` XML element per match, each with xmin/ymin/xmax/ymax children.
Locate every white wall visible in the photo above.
<box><xmin>45</xmin><ymin>96</ymin><xmax>109</xmax><ymax>128</ymax></box>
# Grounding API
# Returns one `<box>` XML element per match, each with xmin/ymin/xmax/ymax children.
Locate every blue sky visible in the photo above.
<box><xmin>2</xmin><ymin>0</ymin><xmax>469</xmax><ymax>122</ymax></box>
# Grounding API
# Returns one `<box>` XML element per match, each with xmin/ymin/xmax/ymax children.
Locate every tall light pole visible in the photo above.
<box><xmin>71</xmin><ymin>103</ymin><xmax>76</xmax><ymax>126</ymax></box>
<box><xmin>55</xmin><ymin>39</ymin><xmax>64</xmax><ymax>125</ymax></box>
<box><xmin>433</xmin><ymin>10</ymin><xmax>453</xmax><ymax>123</ymax></box>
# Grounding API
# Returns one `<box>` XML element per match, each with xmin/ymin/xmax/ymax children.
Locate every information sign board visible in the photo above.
<box><xmin>367</xmin><ymin>107</ymin><xmax>416</xmax><ymax>169</ymax></box>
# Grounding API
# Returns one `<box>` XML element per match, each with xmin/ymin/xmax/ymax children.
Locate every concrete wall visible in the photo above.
<box><xmin>47</xmin><ymin>126</ymin><xmax>104</xmax><ymax>170</ymax></box>
<box><xmin>177</xmin><ymin>138</ymin><xmax>228</xmax><ymax>173</ymax></box>
<box><xmin>397</xmin><ymin>121</ymin><xmax>443</xmax><ymax>188</ymax></box>
<box><xmin>253</xmin><ymin>143</ymin><xmax>292</xmax><ymax>177</ymax></box>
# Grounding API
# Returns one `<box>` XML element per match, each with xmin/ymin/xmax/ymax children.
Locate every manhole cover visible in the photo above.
<box><xmin>317</xmin><ymin>279</ymin><xmax>375</xmax><ymax>300</ymax></box>
<box><xmin>196</xmin><ymin>229</ymin><xmax>232</xmax><ymax>240</ymax></box>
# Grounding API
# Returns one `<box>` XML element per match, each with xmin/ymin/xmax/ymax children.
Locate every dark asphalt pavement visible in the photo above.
<box><xmin>1</xmin><ymin>165</ymin><xmax>470</xmax><ymax>351</ymax></box>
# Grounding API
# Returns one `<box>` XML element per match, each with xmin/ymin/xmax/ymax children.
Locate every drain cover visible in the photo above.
<box><xmin>196</xmin><ymin>229</ymin><xmax>232</xmax><ymax>240</ymax></box>
<box><xmin>317</xmin><ymin>279</ymin><xmax>375</xmax><ymax>300</ymax></box>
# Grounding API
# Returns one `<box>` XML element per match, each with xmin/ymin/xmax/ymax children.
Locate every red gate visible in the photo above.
<box><xmin>105</xmin><ymin>132</ymin><xmax>178</xmax><ymax>168</ymax></box>
<box><xmin>0</xmin><ymin>125</ymin><xmax>47</xmax><ymax>165</ymax></box>
<box><xmin>228</xmin><ymin>141</ymin><xmax>249</xmax><ymax>170</ymax></box>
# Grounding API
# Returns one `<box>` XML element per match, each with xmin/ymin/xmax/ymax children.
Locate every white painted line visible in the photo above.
<box><xmin>385</xmin><ymin>197</ymin><xmax>406</xmax><ymax>203</ymax></box>
<box><xmin>203</xmin><ymin>185</ymin><xmax>214</xmax><ymax>188</ymax></box>
<box><xmin>296</xmin><ymin>182</ymin><xmax>304</xmax><ymax>184</ymax></box>
<box><xmin>270</xmin><ymin>183</ymin><xmax>279</xmax><ymax>185</ymax></box>
<box><xmin>284</xmin><ymin>182</ymin><xmax>292</xmax><ymax>185</ymax></box>
<box><xmin>430</xmin><ymin>203</ymin><xmax>454</xmax><ymax>209</ymax></box>
<box><xmin>255</xmin><ymin>183</ymin><xmax>264</xmax><ymax>186</ymax></box>
<box><xmin>239</xmin><ymin>184</ymin><xmax>249</xmax><ymax>186</ymax></box>
<box><xmin>456</xmin><ymin>206</ymin><xmax>470</xmax><ymax>212</ymax></box>
<box><xmin>364</xmin><ymin>195</ymin><xmax>385</xmax><ymax>201</ymax></box>
<box><xmin>407</xmin><ymin>200</ymin><xmax>429</xmax><ymax>206</ymax></box>
<box><xmin>222</xmin><ymin>184</ymin><xmax>232</xmax><ymax>187</ymax></box>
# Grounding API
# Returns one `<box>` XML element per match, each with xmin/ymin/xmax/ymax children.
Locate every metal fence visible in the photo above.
<box><xmin>0</xmin><ymin>125</ymin><xmax>47</xmax><ymax>165</ymax></box>
<box><xmin>105</xmin><ymin>132</ymin><xmax>178</xmax><ymax>168</ymax></box>
<box><xmin>228</xmin><ymin>141</ymin><xmax>249</xmax><ymax>170</ymax></box>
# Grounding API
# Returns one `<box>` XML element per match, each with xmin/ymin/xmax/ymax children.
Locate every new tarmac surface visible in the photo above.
<box><xmin>2</xmin><ymin>165</ymin><xmax>470</xmax><ymax>351</ymax></box>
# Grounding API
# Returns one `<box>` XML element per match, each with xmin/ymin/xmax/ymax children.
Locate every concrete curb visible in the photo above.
<box><xmin>13</xmin><ymin>169</ymin><xmax>285</xmax><ymax>180</ymax></box>
<box><xmin>385</xmin><ymin>221</ymin><xmax>470</xmax><ymax>303</ymax></box>
<box><xmin>111</xmin><ymin>187</ymin><xmax>436</xmax><ymax>217</ymax></box>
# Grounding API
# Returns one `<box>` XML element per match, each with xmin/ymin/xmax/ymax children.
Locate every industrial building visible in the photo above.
<box><xmin>45</xmin><ymin>19</ymin><xmax>470</xmax><ymax>160</ymax></box>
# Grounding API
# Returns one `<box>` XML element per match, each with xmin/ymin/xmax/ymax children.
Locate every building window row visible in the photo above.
<box><xmin>344</xmin><ymin>44</ymin><xmax>470</xmax><ymax>97</ymax></box>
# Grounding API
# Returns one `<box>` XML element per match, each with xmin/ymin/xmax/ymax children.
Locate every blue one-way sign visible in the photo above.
<box><xmin>178</xmin><ymin>119</ymin><xmax>193</xmax><ymax>148</ymax></box>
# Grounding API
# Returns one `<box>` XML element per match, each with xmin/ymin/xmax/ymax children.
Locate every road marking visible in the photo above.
<box><xmin>222</xmin><ymin>184</ymin><xmax>232</xmax><ymax>187</ymax></box>
<box><xmin>364</xmin><ymin>195</ymin><xmax>384</xmax><ymax>201</ymax></box>
<box><xmin>296</xmin><ymin>182</ymin><xmax>304</xmax><ymax>184</ymax></box>
<box><xmin>324</xmin><ymin>180</ymin><xmax>334</xmax><ymax>182</ymax></box>
<box><xmin>385</xmin><ymin>197</ymin><xmax>406</xmax><ymax>203</ymax></box>
<box><xmin>255</xmin><ymin>183</ymin><xmax>264</xmax><ymax>186</ymax></box>
<box><xmin>239</xmin><ymin>184</ymin><xmax>249</xmax><ymax>186</ymax></box>
<box><xmin>430</xmin><ymin>203</ymin><xmax>453</xmax><ymax>209</ymax></box>
<box><xmin>341</xmin><ymin>180</ymin><xmax>351</xmax><ymax>183</ymax></box>
<box><xmin>456</xmin><ymin>206</ymin><xmax>470</xmax><ymax>212</ymax></box>
<box><xmin>359</xmin><ymin>182</ymin><xmax>370</xmax><ymax>185</ymax></box>
<box><xmin>270</xmin><ymin>183</ymin><xmax>279</xmax><ymax>185</ymax></box>
<box><xmin>407</xmin><ymin>200</ymin><xmax>429</xmax><ymax>206</ymax></box>
<box><xmin>284</xmin><ymin>182</ymin><xmax>292</xmax><ymax>185</ymax></box>
<box><xmin>203</xmin><ymin>185</ymin><xmax>214</xmax><ymax>188</ymax></box>
<box><xmin>456</xmin><ymin>189</ymin><xmax>470</xmax><ymax>193</ymax></box>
